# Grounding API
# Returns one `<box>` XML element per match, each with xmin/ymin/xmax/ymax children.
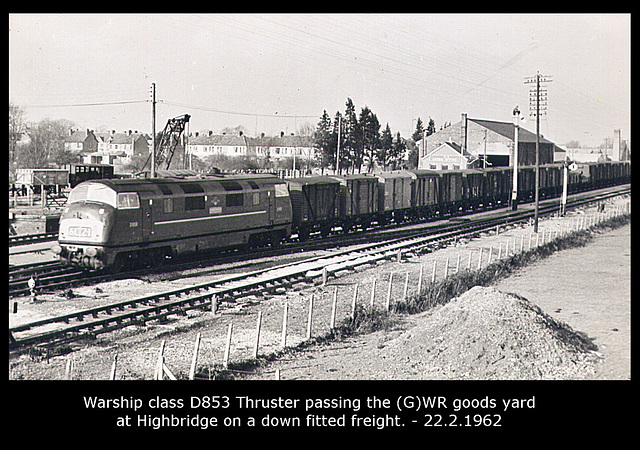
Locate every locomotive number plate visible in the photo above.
<box><xmin>68</xmin><ymin>226</ymin><xmax>92</xmax><ymax>237</ymax></box>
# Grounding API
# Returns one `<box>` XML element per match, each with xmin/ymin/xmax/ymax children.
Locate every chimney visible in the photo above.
<box><xmin>613</xmin><ymin>129</ymin><xmax>621</xmax><ymax>161</ymax></box>
<box><xmin>460</xmin><ymin>113</ymin><xmax>468</xmax><ymax>152</ymax></box>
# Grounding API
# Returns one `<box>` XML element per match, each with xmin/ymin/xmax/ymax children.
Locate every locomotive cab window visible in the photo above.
<box><xmin>117</xmin><ymin>192</ymin><xmax>140</xmax><ymax>209</ymax></box>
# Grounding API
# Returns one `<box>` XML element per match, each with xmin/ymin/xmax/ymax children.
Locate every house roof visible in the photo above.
<box><xmin>189</xmin><ymin>134</ymin><xmax>247</xmax><ymax>146</ymax></box>
<box><xmin>427</xmin><ymin>141</ymin><xmax>475</xmax><ymax>158</ymax></box>
<box><xmin>65</xmin><ymin>129</ymin><xmax>94</xmax><ymax>143</ymax></box>
<box><xmin>469</xmin><ymin>118</ymin><xmax>553</xmax><ymax>144</ymax></box>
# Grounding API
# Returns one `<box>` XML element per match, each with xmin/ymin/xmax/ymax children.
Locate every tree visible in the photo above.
<box><xmin>390</xmin><ymin>131</ymin><xmax>407</xmax><ymax>170</ymax></box>
<box><xmin>9</xmin><ymin>102</ymin><xmax>26</xmax><ymax>164</ymax></box>
<box><xmin>342</xmin><ymin>98</ymin><xmax>359</xmax><ymax>173</ymax></box>
<box><xmin>412</xmin><ymin>117</ymin><xmax>425</xmax><ymax>142</ymax></box>
<box><xmin>359</xmin><ymin>106</ymin><xmax>380</xmax><ymax>172</ymax></box>
<box><xmin>314</xmin><ymin>110</ymin><xmax>334</xmax><ymax>172</ymax></box>
<box><xmin>426</xmin><ymin>117</ymin><xmax>436</xmax><ymax>137</ymax></box>
<box><xmin>14</xmin><ymin>118</ymin><xmax>76</xmax><ymax>169</ymax></box>
<box><xmin>376</xmin><ymin>123</ymin><xmax>393</xmax><ymax>170</ymax></box>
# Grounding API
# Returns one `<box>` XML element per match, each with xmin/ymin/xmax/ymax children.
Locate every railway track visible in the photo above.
<box><xmin>9</xmin><ymin>232</ymin><xmax>58</xmax><ymax>247</ymax></box>
<box><xmin>8</xmin><ymin>184</ymin><xmax>629</xmax><ymax>298</ymax></box>
<box><xmin>8</xmin><ymin>185</ymin><xmax>630</xmax><ymax>353</ymax></box>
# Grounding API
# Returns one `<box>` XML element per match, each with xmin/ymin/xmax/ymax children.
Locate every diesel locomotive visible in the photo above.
<box><xmin>53</xmin><ymin>161</ymin><xmax>630</xmax><ymax>271</ymax></box>
<box><xmin>52</xmin><ymin>173</ymin><xmax>292</xmax><ymax>271</ymax></box>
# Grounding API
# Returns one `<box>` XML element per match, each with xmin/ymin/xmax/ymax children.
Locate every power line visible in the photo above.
<box><xmin>159</xmin><ymin>100</ymin><xmax>318</xmax><ymax>119</ymax></box>
<box><xmin>20</xmin><ymin>99</ymin><xmax>148</xmax><ymax>108</ymax></box>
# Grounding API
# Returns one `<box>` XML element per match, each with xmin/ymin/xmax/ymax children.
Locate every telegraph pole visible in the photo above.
<box><xmin>336</xmin><ymin>115</ymin><xmax>342</xmax><ymax>175</ymax></box>
<box><xmin>525</xmin><ymin>72</ymin><xmax>552</xmax><ymax>233</ymax></box>
<box><xmin>150</xmin><ymin>83</ymin><xmax>156</xmax><ymax>178</ymax></box>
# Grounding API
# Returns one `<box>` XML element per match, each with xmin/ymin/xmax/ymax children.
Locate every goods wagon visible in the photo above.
<box><xmin>15</xmin><ymin>168</ymin><xmax>69</xmax><ymax>194</ymax></box>
<box><xmin>376</xmin><ymin>171</ymin><xmax>415</xmax><ymax>223</ymax></box>
<box><xmin>483</xmin><ymin>167</ymin><xmax>511</xmax><ymax>207</ymax></box>
<box><xmin>64</xmin><ymin>163</ymin><xmax>115</xmax><ymax>187</ymax></box>
<box><xmin>461</xmin><ymin>169</ymin><xmax>485</xmax><ymax>211</ymax></box>
<box><xmin>285</xmin><ymin>176</ymin><xmax>341</xmax><ymax>240</ymax></box>
<box><xmin>438</xmin><ymin>170</ymin><xmax>464</xmax><ymax>215</ymax></box>
<box><xmin>330</xmin><ymin>174</ymin><xmax>379</xmax><ymax>231</ymax></box>
<box><xmin>409</xmin><ymin>169</ymin><xmax>441</xmax><ymax>219</ymax></box>
<box><xmin>53</xmin><ymin>174</ymin><xmax>292</xmax><ymax>270</ymax></box>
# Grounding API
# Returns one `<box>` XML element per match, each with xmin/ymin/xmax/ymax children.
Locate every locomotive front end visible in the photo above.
<box><xmin>51</xmin><ymin>182</ymin><xmax>116</xmax><ymax>270</ymax></box>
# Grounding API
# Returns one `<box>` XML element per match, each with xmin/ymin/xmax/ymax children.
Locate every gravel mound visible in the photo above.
<box><xmin>406</xmin><ymin>286</ymin><xmax>602</xmax><ymax>379</ymax></box>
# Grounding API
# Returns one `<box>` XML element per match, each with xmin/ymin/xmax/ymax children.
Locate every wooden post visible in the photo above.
<box><xmin>432</xmin><ymin>260</ymin><xmax>437</xmax><ymax>283</ymax></box>
<box><xmin>402</xmin><ymin>272</ymin><xmax>409</xmax><ymax>302</ymax></box>
<box><xmin>109</xmin><ymin>354</ymin><xmax>118</xmax><ymax>381</ymax></box>
<box><xmin>467</xmin><ymin>251</ymin><xmax>473</xmax><ymax>269</ymax></box>
<box><xmin>189</xmin><ymin>333</ymin><xmax>201</xmax><ymax>380</ymax></box>
<box><xmin>275</xmin><ymin>369</ymin><xmax>280</xmax><ymax>380</ymax></box>
<box><xmin>155</xmin><ymin>340</ymin><xmax>166</xmax><ymax>380</ymax></box>
<box><xmin>456</xmin><ymin>254</ymin><xmax>461</xmax><ymax>273</ymax></box>
<box><xmin>529</xmin><ymin>232</ymin><xmax>533</xmax><ymax>250</ymax></box>
<box><xmin>498</xmin><ymin>242</ymin><xmax>502</xmax><ymax>259</ymax></box>
<box><xmin>397</xmin><ymin>249</ymin><xmax>402</xmax><ymax>262</ymax></box>
<box><xmin>330</xmin><ymin>286</ymin><xmax>338</xmax><ymax>329</ymax></box>
<box><xmin>520</xmin><ymin>234</ymin><xmax>524</xmax><ymax>252</ymax></box>
<box><xmin>417</xmin><ymin>265</ymin><xmax>424</xmax><ymax>294</ymax></box>
<box><xmin>281</xmin><ymin>303</ymin><xmax>288</xmax><ymax>348</ymax></box>
<box><xmin>477</xmin><ymin>248</ymin><xmax>483</xmax><ymax>270</ymax></box>
<box><xmin>322</xmin><ymin>267</ymin><xmax>328</xmax><ymax>285</ymax></box>
<box><xmin>351</xmin><ymin>285</ymin><xmax>358</xmax><ymax>319</ymax></box>
<box><xmin>223</xmin><ymin>323</ymin><xmax>232</xmax><ymax>369</ymax></box>
<box><xmin>385</xmin><ymin>272</ymin><xmax>393</xmax><ymax>311</ymax></box>
<box><xmin>65</xmin><ymin>358</ymin><xmax>73</xmax><ymax>380</ymax></box>
<box><xmin>254</xmin><ymin>312</ymin><xmax>262</xmax><ymax>358</ymax></box>
<box><xmin>488</xmin><ymin>246</ymin><xmax>493</xmax><ymax>263</ymax></box>
<box><xmin>536</xmin><ymin>232</ymin><xmax>540</xmax><ymax>247</ymax></box>
<box><xmin>370</xmin><ymin>279</ymin><xmax>376</xmax><ymax>310</ymax></box>
<box><xmin>306</xmin><ymin>296</ymin><xmax>314</xmax><ymax>339</ymax></box>
<box><xmin>444</xmin><ymin>257</ymin><xmax>449</xmax><ymax>278</ymax></box>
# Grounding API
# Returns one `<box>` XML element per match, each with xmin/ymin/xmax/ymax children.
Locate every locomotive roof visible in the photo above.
<box><xmin>77</xmin><ymin>173</ymin><xmax>283</xmax><ymax>192</ymax></box>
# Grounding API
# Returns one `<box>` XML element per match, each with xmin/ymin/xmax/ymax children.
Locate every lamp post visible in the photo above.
<box><xmin>511</xmin><ymin>106</ymin><xmax>521</xmax><ymax>211</ymax></box>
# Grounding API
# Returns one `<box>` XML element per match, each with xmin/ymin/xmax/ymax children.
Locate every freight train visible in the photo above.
<box><xmin>52</xmin><ymin>161</ymin><xmax>630</xmax><ymax>271</ymax></box>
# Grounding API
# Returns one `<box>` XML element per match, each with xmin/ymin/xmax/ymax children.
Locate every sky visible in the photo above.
<box><xmin>9</xmin><ymin>13</ymin><xmax>631</xmax><ymax>147</ymax></box>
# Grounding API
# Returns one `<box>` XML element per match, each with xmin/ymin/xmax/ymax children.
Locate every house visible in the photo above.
<box><xmin>63</xmin><ymin>129</ymin><xmax>99</xmax><ymax>155</ymax></box>
<box><xmin>264</xmin><ymin>133</ymin><xmax>315</xmax><ymax>161</ymax></box>
<box><xmin>419</xmin><ymin>113</ymin><xmax>555</xmax><ymax>169</ymax></box>
<box><xmin>186</xmin><ymin>132</ymin><xmax>248</xmax><ymax>158</ymax></box>
<box><xmin>85</xmin><ymin>130</ymin><xmax>150</xmax><ymax>165</ymax></box>
<box><xmin>419</xmin><ymin>141</ymin><xmax>478</xmax><ymax>170</ymax></box>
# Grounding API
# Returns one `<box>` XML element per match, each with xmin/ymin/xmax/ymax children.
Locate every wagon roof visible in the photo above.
<box><xmin>285</xmin><ymin>176</ymin><xmax>342</xmax><ymax>185</ymax></box>
<box><xmin>408</xmin><ymin>169</ymin><xmax>441</xmax><ymax>177</ymax></box>
<box><xmin>375</xmin><ymin>170</ymin><xmax>417</xmax><ymax>179</ymax></box>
